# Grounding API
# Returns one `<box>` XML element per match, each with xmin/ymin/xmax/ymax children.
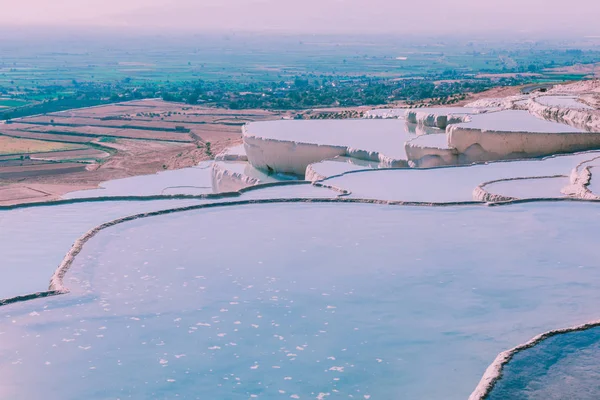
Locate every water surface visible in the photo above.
<box><xmin>456</xmin><ymin>110</ymin><xmax>585</xmax><ymax>133</ymax></box>
<box><xmin>536</xmin><ymin>96</ymin><xmax>594</xmax><ymax>110</ymax></box>
<box><xmin>66</xmin><ymin>163</ymin><xmax>213</xmax><ymax>198</ymax></box>
<box><xmin>308</xmin><ymin>157</ymin><xmax>380</xmax><ymax>180</ymax></box>
<box><xmin>323</xmin><ymin>152</ymin><xmax>600</xmax><ymax>202</ymax></box>
<box><xmin>488</xmin><ymin>326</ymin><xmax>600</xmax><ymax>400</ymax></box>
<box><xmin>0</xmin><ymin>199</ymin><xmax>202</xmax><ymax>300</ymax></box>
<box><xmin>2</xmin><ymin>202</ymin><xmax>600</xmax><ymax>399</ymax></box>
<box><xmin>483</xmin><ymin>177</ymin><xmax>569</xmax><ymax>199</ymax></box>
<box><xmin>406</xmin><ymin>133</ymin><xmax>449</xmax><ymax>149</ymax></box>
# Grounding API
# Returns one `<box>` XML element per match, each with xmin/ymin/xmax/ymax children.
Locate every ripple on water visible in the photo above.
<box><xmin>2</xmin><ymin>202</ymin><xmax>600</xmax><ymax>399</ymax></box>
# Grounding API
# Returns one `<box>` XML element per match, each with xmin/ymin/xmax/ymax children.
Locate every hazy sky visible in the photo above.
<box><xmin>2</xmin><ymin>0</ymin><xmax>600</xmax><ymax>35</ymax></box>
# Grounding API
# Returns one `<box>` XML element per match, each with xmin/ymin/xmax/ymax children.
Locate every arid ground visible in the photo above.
<box><xmin>0</xmin><ymin>99</ymin><xmax>288</xmax><ymax>205</ymax></box>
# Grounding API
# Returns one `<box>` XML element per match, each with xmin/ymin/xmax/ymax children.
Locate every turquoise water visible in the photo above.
<box><xmin>488</xmin><ymin>326</ymin><xmax>600</xmax><ymax>400</ymax></box>
<box><xmin>211</xmin><ymin>161</ymin><xmax>294</xmax><ymax>194</ymax></box>
<box><xmin>2</xmin><ymin>202</ymin><xmax>600</xmax><ymax>399</ymax></box>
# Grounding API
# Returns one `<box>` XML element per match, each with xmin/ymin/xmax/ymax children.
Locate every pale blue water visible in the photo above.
<box><xmin>212</xmin><ymin>161</ymin><xmax>294</xmax><ymax>186</ymax></box>
<box><xmin>238</xmin><ymin>182</ymin><xmax>339</xmax><ymax>199</ymax></box>
<box><xmin>0</xmin><ymin>183</ymin><xmax>336</xmax><ymax>301</ymax></box>
<box><xmin>364</xmin><ymin>108</ymin><xmax>406</xmax><ymax>118</ymax></box>
<box><xmin>536</xmin><ymin>96</ymin><xmax>594</xmax><ymax>110</ymax></box>
<box><xmin>405</xmin><ymin>123</ymin><xmax>445</xmax><ymax>136</ymax></box>
<box><xmin>456</xmin><ymin>110</ymin><xmax>585</xmax><ymax>133</ymax></box>
<box><xmin>308</xmin><ymin>157</ymin><xmax>380</xmax><ymax>181</ymax></box>
<box><xmin>65</xmin><ymin>163</ymin><xmax>214</xmax><ymax>199</ymax></box>
<box><xmin>488</xmin><ymin>327</ymin><xmax>600</xmax><ymax>400</ymax></box>
<box><xmin>2</xmin><ymin>202</ymin><xmax>600</xmax><ymax>399</ymax></box>
<box><xmin>323</xmin><ymin>151</ymin><xmax>600</xmax><ymax>202</ymax></box>
<box><xmin>483</xmin><ymin>177</ymin><xmax>569</xmax><ymax>199</ymax></box>
<box><xmin>0</xmin><ymin>199</ymin><xmax>202</xmax><ymax>300</ymax></box>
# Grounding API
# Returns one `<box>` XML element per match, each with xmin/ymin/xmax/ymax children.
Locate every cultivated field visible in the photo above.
<box><xmin>0</xmin><ymin>99</ymin><xmax>284</xmax><ymax>205</ymax></box>
<box><xmin>0</xmin><ymin>136</ymin><xmax>84</xmax><ymax>155</ymax></box>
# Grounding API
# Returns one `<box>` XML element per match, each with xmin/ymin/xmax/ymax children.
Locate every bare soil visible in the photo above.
<box><xmin>0</xmin><ymin>99</ymin><xmax>281</xmax><ymax>205</ymax></box>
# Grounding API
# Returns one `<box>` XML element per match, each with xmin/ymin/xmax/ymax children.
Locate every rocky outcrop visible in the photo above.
<box><xmin>469</xmin><ymin>318</ymin><xmax>600</xmax><ymax>400</ymax></box>
<box><xmin>211</xmin><ymin>162</ymin><xmax>262</xmax><ymax>193</ymax></box>
<box><xmin>243</xmin><ymin>124</ymin><xmax>408</xmax><ymax>177</ymax></box>
<box><xmin>448</xmin><ymin>125</ymin><xmax>600</xmax><ymax>162</ymax></box>
<box><xmin>404</xmin><ymin>134</ymin><xmax>459</xmax><ymax>168</ymax></box>
<box><xmin>405</xmin><ymin>108</ymin><xmax>472</xmax><ymax>129</ymax></box>
<box><xmin>363</xmin><ymin>108</ymin><xmax>405</xmax><ymax>119</ymax></box>
<box><xmin>465</xmin><ymin>95</ymin><xmax>529</xmax><ymax>109</ymax></box>
<box><xmin>561</xmin><ymin>155</ymin><xmax>600</xmax><ymax>199</ymax></box>
<box><xmin>243</xmin><ymin>133</ymin><xmax>347</xmax><ymax>176</ymax></box>
<box><xmin>214</xmin><ymin>143</ymin><xmax>248</xmax><ymax>162</ymax></box>
<box><xmin>528</xmin><ymin>98</ymin><xmax>600</xmax><ymax>132</ymax></box>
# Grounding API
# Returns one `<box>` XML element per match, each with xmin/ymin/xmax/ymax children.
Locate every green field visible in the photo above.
<box><xmin>0</xmin><ymin>99</ymin><xmax>31</xmax><ymax>108</ymax></box>
<box><xmin>0</xmin><ymin>33</ymin><xmax>598</xmax><ymax>115</ymax></box>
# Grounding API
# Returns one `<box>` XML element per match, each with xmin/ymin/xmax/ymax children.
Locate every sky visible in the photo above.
<box><xmin>1</xmin><ymin>0</ymin><xmax>599</xmax><ymax>36</ymax></box>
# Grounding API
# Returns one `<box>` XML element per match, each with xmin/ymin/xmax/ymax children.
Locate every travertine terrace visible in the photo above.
<box><xmin>5</xmin><ymin>80</ymin><xmax>600</xmax><ymax>400</ymax></box>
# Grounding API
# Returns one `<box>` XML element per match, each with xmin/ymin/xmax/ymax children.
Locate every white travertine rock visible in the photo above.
<box><xmin>363</xmin><ymin>108</ymin><xmax>406</xmax><ymax>119</ymax></box>
<box><xmin>561</xmin><ymin>155</ymin><xmax>600</xmax><ymax>199</ymax></box>
<box><xmin>405</xmin><ymin>122</ymin><xmax>444</xmax><ymax>136</ymax></box>
<box><xmin>243</xmin><ymin>119</ymin><xmax>412</xmax><ymax>176</ymax></box>
<box><xmin>528</xmin><ymin>97</ymin><xmax>600</xmax><ymax>132</ymax></box>
<box><xmin>214</xmin><ymin>143</ymin><xmax>248</xmax><ymax>162</ymax></box>
<box><xmin>469</xmin><ymin>318</ymin><xmax>600</xmax><ymax>400</ymax></box>
<box><xmin>534</xmin><ymin>95</ymin><xmax>594</xmax><ymax>110</ymax></box>
<box><xmin>448</xmin><ymin>110</ymin><xmax>600</xmax><ymax>162</ymax></box>
<box><xmin>404</xmin><ymin>107</ymin><xmax>482</xmax><ymax>129</ymax></box>
<box><xmin>547</xmin><ymin>79</ymin><xmax>600</xmax><ymax>94</ymax></box>
<box><xmin>465</xmin><ymin>95</ymin><xmax>530</xmax><ymax>109</ymax></box>
<box><xmin>405</xmin><ymin>134</ymin><xmax>458</xmax><ymax>168</ymax></box>
<box><xmin>211</xmin><ymin>161</ymin><xmax>283</xmax><ymax>193</ymax></box>
<box><xmin>244</xmin><ymin>134</ymin><xmax>347</xmax><ymax>176</ymax></box>
<box><xmin>305</xmin><ymin>156</ymin><xmax>380</xmax><ymax>182</ymax></box>
<box><xmin>321</xmin><ymin>151</ymin><xmax>600</xmax><ymax>203</ymax></box>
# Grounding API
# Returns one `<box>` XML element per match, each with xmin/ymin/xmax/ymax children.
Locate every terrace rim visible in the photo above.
<box><xmin>3</xmin><ymin>180</ymin><xmax>600</xmax><ymax>400</ymax></box>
